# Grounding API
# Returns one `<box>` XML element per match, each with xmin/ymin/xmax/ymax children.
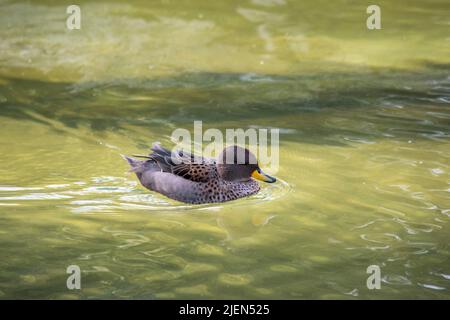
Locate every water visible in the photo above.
<box><xmin>0</xmin><ymin>0</ymin><xmax>449</xmax><ymax>299</ymax></box>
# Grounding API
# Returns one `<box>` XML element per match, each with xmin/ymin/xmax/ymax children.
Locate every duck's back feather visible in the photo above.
<box><xmin>148</xmin><ymin>143</ymin><xmax>217</xmax><ymax>183</ymax></box>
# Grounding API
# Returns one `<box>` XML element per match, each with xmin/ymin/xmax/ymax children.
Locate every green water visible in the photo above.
<box><xmin>0</xmin><ymin>0</ymin><xmax>449</xmax><ymax>299</ymax></box>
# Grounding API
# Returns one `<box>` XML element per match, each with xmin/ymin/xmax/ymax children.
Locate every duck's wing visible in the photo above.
<box><xmin>143</xmin><ymin>143</ymin><xmax>217</xmax><ymax>183</ymax></box>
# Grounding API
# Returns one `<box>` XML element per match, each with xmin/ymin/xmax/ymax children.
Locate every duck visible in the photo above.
<box><xmin>124</xmin><ymin>143</ymin><xmax>276</xmax><ymax>204</ymax></box>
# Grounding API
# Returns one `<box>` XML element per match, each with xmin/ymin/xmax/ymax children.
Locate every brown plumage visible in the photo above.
<box><xmin>124</xmin><ymin>143</ymin><xmax>276</xmax><ymax>204</ymax></box>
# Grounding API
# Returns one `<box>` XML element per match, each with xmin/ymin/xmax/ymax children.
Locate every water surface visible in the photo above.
<box><xmin>0</xmin><ymin>0</ymin><xmax>449</xmax><ymax>299</ymax></box>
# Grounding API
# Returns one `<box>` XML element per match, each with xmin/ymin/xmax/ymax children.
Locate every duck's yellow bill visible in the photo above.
<box><xmin>252</xmin><ymin>169</ymin><xmax>276</xmax><ymax>183</ymax></box>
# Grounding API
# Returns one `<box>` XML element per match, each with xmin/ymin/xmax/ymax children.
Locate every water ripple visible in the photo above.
<box><xmin>0</xmin><ymin>175</ymin><xmax>290</xmax><ymax>213</ymax></box>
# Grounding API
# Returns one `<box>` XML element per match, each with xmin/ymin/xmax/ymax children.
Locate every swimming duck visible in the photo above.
<box><xmin>124</xmin><ymin>143</ymin><xmax>276</xmax><ymax>204</ymax></box>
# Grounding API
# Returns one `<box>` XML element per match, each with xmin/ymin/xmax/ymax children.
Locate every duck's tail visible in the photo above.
<box><xmin>121</xmin><ymin>155</ymin><xmax>145</xmax><ymax>173</ymax></box>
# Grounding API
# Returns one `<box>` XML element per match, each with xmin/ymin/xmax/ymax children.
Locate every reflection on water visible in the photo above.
<box><xmin>0</xmin><ymin>176</ymin><xmax>290</xmax><ymax>214</ymax></box>
<box><xmin>0</xmin><ymin>0</ymin><xmax>449</xmax><ymax>299</ymax></box>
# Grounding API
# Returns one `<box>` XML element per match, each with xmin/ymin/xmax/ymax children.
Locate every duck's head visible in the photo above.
<box><xmin>216</xmin><ymin>146</ymin><xmax>276</xmax><ymax>183</ymax></box>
